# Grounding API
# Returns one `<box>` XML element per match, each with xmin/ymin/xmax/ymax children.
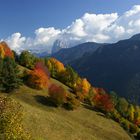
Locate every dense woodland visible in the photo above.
<box><xmin>0</xmin><ymin>41</ymin><xmax>140</xmax><ymax>139</ymax></box>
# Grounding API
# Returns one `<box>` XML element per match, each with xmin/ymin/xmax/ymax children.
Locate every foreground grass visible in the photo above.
<box><xmin>0</xmin><ymin>80</ymin><xmax>132</xmax><ymax>140</ymax></box>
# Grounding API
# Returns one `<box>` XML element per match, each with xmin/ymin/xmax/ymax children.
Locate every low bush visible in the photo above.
<box><xmin>0</xmin><ymin>95</ymin><xmax>30</xmax><ymax>140</ymax></box>
<box><xmin>110</xmin><ymin>110</ymin><xmax>121</xmax><ymax>123</ymax></box>
<box><xmin>120</xmin><ymin>119</ymin><xmax>130</xmax><ymax>131</ymax></box>
<box><xmin>76</xmin><ymin>92</ymin><xmax>85</xmax><ymax>102</ymax></box>
<box><xmin>136</xmin><ymin>131</ymin><xmax>140</xmax><ymax>139</ymax></box>
<box><xmin>48</xmin><ymin>84</ymin><xmax>67</xmax><ymax>107</ymax></box>
<box><xmin>129</xmin><ymin>123</ymin><xmax>138</xmax><ymax>134</ymax></box>
<box><xmin>64</xmin><ymin>95</ymin><xmax>80</xmax><ymax>110</ymax></box>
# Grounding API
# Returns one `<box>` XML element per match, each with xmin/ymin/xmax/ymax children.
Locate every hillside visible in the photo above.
<box><xmin>1</xmin><ymin>84</ymin><xmax>132</xmax><ymax>140</ymax></box>
<box><xmin>70</xmin><ymin>34</ymin><xmax>140</xmax><ymax>104</ymax></box>
<box><xmin>0</xmin><ymin>41</ymin><xmax>139</xmax><ymax>140</ymax></box>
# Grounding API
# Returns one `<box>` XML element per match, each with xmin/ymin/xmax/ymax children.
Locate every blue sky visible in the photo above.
<box><xmin>0</xmin><ymin>0</ymin><xmax>140</xmax><ymax>38</ymax></box>
<box><xmin>1</xmin><ymin>0</ymin><xmax>140</xmax><ymax>53</ymax></box>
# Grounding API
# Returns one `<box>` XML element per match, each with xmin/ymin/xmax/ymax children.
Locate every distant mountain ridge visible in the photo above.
<box><xmin>70</xmin><ymin>33</ymin><xmax>140</xmax><ymax>104</ymax></box>
<box><xmin>52</xmin><ymin>42</ymin><xmax>105</xmax><ymax>64</ymax></box>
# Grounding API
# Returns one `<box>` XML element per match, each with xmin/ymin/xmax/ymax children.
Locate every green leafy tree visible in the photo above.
<box><xmin>116</xmin><ymin>98</ymin><xmax>129</xmax><ymax>118</ymax></box>
<box><xmin>110</xmin><ymin>91</ymin><xmax>118</xmax><ymax>107</ymax></box>
<box><xmin>59</xmin><ymin>65</ymin><xmax>79</xmax><ymax>89</ymax></box>
<box><xmin>19</xmin><ymin>51</ymin><xmax>37</xmax><ymax>69</ymax></box>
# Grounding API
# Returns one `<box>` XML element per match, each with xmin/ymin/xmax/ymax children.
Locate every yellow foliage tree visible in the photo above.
<box><xmin>45</xmin><ymin>58</ymin><xmax>65</xmax><ymax>78</ymax></box>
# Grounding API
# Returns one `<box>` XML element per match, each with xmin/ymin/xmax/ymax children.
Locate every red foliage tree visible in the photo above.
<box><xmin>48</xmin><ymin>84</ymin><xmax>67</xmax><ymax>106</ymax></box>
<box><xmin>93</xmin><ymin>93</ymin><xmax>114</xmax><ymax>113</ymax></box>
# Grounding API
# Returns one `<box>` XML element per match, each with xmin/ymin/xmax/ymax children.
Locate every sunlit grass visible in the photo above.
<box><xmin>0</xmin><ymin>80</ymin><xmax>132</xmax><ymax>140</ymax></box>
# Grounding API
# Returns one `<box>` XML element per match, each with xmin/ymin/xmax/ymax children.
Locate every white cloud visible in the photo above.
<box><xmin>34</xmin><ymin>27</ymin><xmax>61</xmax><ymax>46</ymax></box>
<box><xmin>5</xmin><ymin>33</ymin><xmax>26</xmax><ymax>53</ymax></box>
<box><xmin>3</xmin><ymin>5</ymin><xmax>140</xmax><ymax>54</ymax></box>
<box><xmin>125</xmin><ymin>5</ymin><xmax>140</xmax><ymax>17</ymax></box>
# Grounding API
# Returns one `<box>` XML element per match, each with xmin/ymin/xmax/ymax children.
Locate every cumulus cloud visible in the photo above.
<box><xmin>34</xmin><ymin>27</ymin><xmax>61</xmax><ymax>46</ymax></box>
<box><xmin>3</xmin><ymin>5</ymin><xmax>140</xmax><ymax>54</ymax></box>
<box><xmin>5</xmin><ymin>33</ymin><xmax>26</xmax><ymax>53</ymax></box>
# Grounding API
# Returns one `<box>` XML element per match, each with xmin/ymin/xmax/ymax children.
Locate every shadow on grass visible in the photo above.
<box><xmin>82</xmin><ymin>103</ymin><xmax>95</xmax><ymax>111</ymax></box>
<box><xmin>82</xmin><ymin>103</ymin><xmax>106</xmax><ymax>118</ymax></box>
<box><xmin>34</xmin><ymin>95</ymin><xmax>56</xmax><ymax>107</ymax></box>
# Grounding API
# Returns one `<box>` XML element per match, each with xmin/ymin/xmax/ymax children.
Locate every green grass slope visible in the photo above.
<box><xmin>0</xmin><ymin>79</ymin><xmax>132</xmax><ymax>140</ymax></box>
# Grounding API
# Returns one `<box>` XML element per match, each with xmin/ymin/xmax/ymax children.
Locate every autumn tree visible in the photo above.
<box><xmin>27</xmin><ymin>62</ymin><xmax>49</xmax><ymax>89</ymax></box>
<box><xmin>75</xmin><ymin>78</ymin><xmax>91</xmax><ymax>98</ymax></box>
<box><xmin>127</xmin><ymin>104</ymin><xmax>135</xmax><ymax>122</ymax></box>
<box><xmin>93</xmin><ymin>93</ymin><xmax>114</xmax><ymax>113</ymax></box>
<box><xmin>93</xmin><ymin>87</ymin><xmax>106</xmax><ymax>95</ymax></box>
<box><xmin>0</xmin><ymin>42</ymin><xmax>14</xmax><ymax>59</ymax></box>
<box><xmin>48</xmin><ymin>84</ymin><xmax>67</xmax><ymax>107</ymax></box>
<box><xmin>45</xmin><ymin>58</ymin><xmax>65</xmax><ymax>78</ymax></box>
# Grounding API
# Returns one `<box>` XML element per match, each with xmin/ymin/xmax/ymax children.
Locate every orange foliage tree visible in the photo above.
<box><xmin>0</xmin><ymin>42</ymin><xmax>14</xmax><ymax>58</ymax></box>
<box><xmin>27</xmin><ymin>62</ymin><xmax>49</xmax><ymax>89</ymax></box>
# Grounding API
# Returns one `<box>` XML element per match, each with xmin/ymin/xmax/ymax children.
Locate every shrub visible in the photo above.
<box><xmin>111</xmin><ymin>111</ymin><xmax>120</xmax><ymax>122</ymax></box>
<box><xmin>48</xmin><ymin>84</ymin><xmax>67</xmax><ymax>107</ymax></box>
<box><xmin>0</xmin><ymin>96</ymin><xmax>30</xmax><ymax>140</ymax></box>
<box><xmin>129</xmin><ymin>123</ymin><xmax>138</xmax><ymax>134</ymax></box>
<box><xmin>136</xmin><ymin>131</ymin><xmax>140</xmax><ymax>139</ymax></box>
<box><xmin>76</xmin><ymin>92</ymin><xmax>85</xmax><ymax>102</ymax></box>
<box><xmin>64</xmin><ymin>95</ymin><xmax>80</xmax><ymax>110</ymax></box>
<box><xmin>111</xmin><ymin>110</ymin><xmax>121</xmax><ymax>122</ymax></box>
<box><xmin>120</xmin><ymin>119</ymin><xmax>130</xmax><ymax>131</ymax></box>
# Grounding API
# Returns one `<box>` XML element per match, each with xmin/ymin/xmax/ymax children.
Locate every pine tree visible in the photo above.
<box><xmin>2</xmin><ymin>57</ymin><xmax>21</xmax><ymax>92</ymax></box>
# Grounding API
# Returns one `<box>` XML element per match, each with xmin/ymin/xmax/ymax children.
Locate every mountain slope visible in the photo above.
<box><xmin>52</xmin><ymin>42</ymin><xmax>104</xmax><ymax>64</ymax></box>
<box><xmin>1</xmin><ymin>84</ymin><xmax>132</xmax><ymax>140</ymax></box>
<box><xmin>71</xmin><ymin>34</ymin><xmax>140</xmax><ymax>103</ymax></box>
